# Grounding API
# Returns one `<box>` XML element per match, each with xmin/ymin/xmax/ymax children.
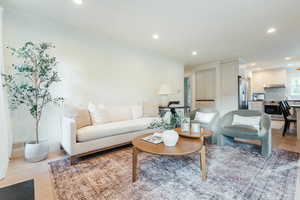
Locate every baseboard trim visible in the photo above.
<box><xmin>11</xmin><ymin>141</ymin><xmax>61</xmax><ymax>159</ymax></box>
<box><xmin>0</xmin><ymin>157</ymin><xmax>9</xmax><ymax>180</ymax></box>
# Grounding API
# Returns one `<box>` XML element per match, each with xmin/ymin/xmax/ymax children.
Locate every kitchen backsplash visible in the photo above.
<box><xmin>264</xmin><ymin>87</ymin><xmax>286</xmax><ymax>101</ymax></box>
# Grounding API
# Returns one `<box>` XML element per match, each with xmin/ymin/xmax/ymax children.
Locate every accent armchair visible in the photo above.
<box><xmin>190</xmin><ymin>108</ymin><xmax>220</xmax><ymax>144</ymax></box>
<box><xmin>217</xmin><ymin>110</ymin><xmax>272</xmax><ymax>157</ymax></box>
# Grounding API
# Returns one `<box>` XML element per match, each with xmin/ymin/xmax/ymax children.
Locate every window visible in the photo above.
<box><xmin>290</xmin><ymin>77</ymin><xmax>300</xmax><ymax>96</ymax></box>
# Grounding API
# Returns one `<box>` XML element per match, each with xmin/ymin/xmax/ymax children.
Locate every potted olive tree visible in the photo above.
<box><xmin>2</xmin><ymin>42</ymin><xmax>63</xmax><ymax>162</ymax></box>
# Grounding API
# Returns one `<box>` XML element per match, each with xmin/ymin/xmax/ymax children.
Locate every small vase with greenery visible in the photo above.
<box><xmin>148</xmin><ymin>108</ymin><xmax>183</xmax><ymax>130</ymax></box>
<box><xmin>1</xmin><ymin>42</ymin><xmax>63</xmax><ymax>162</ymax></box>
<box><xmin>148</xmin><ymin>109</ymin><xmax>185</xmax><ymax>146</ymax></box>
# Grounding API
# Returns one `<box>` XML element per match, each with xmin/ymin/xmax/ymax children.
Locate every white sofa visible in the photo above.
<box><xmin>61</xmin><ymin>103</ymin><xmax>158</xmax><ymax>164</ymax></box>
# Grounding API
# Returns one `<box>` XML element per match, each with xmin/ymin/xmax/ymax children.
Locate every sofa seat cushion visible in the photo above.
<box><xmin>221</xmin><ymin>125</ymin><xmax>259</xmax><ymax>137</ymax></box>
<box><xmin>77</xmin><ymin>117</ymin><xmax>158</xmax><ymax>142</ymax></box>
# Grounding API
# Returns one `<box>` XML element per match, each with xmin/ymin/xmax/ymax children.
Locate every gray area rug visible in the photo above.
<box><xmin>49</xmin><ymin>144</ymin><xmax>299</xmax><ymax>200</ymax></box>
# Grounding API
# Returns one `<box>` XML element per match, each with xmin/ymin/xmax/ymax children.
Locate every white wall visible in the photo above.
<box><xmin>0</xmin><ymin>7</ymin><xmax>9</xmax><ymax>179</ymax></box>
<box><xmin>3</xmin><ymin>10</ymin><xmax>184</xmax><ymax>150</ymax></box>
<box><xmin>251</xmin><ymin>68</ymin><xmax>287</xmax><ymax>93</ymax></box>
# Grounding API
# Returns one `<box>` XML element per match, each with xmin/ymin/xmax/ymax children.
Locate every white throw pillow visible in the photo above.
<box><xmin>194</xmin><ymin>112</ymin><xmax>216</xmax><ymax>124</ymax></box>
<box><xmin>131</xmin><ymin>105</ymin><xmax>143</xmax><ymax>119</ymax></box>
<box><xmin>88</xmin><ymin>103</ymin><xmax>109</xmax><ymax>125</ymax></box>
<box><xmin>232</xmin><ymin>114</ymin><xmax>261</xmax><ymax>130</ymax></box>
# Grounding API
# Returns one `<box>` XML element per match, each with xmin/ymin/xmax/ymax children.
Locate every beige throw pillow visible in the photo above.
<box><xmin>64</xmin><ymin>104</ymin><xmax>92</xmax><ymax>129</ymax></box>
<box><xmin>75</xmin><ymin>109</ymin><xmax>92</xmax><ymax>129</ymax></box>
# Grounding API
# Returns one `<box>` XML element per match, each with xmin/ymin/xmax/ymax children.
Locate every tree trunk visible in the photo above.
<box><xmin>35</xmin><ymin>119</ymin><xmax>39</xmax><ymax>144</ymax></box>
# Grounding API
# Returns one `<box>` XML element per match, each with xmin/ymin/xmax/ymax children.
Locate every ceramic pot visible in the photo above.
<box><xmin>163</xmin><ymin>130</ymin><xmax>179</xmax><ymax>146</ymax></box>
<box><xmin>25</xmin><ymin>140</ymin><xmax>49</xmax><ymax>162</ymax></box>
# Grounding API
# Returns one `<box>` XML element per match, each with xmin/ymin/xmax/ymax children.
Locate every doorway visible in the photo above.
<box><xmin>184</xmin><ymin>77</ymin><xmax>192</xmax><ymax>108</ymax></box>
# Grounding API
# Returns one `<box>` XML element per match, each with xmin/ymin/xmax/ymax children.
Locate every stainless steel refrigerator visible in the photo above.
<box><xmin>238</xmin><ymin>76</ymin><xmax>249</xmax><ymax>109</ymax></box>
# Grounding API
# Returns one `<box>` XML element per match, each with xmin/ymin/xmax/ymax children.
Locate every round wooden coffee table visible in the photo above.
<box><xmin>132</xmin><ymin>133</ymin><xmax>207</xmax><ymax>182</ymax></box>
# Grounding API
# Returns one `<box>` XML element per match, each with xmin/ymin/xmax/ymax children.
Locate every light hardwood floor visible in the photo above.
<box><xmin>0</xmin><ymin>121</ymin><xmax>300</xmax><ymax>200</ymax></box>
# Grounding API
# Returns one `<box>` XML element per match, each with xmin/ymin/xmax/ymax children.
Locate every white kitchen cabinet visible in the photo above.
<box><xmin>248</xmin><ymin>101</ymin><xmax>264</xmax><ymax>112</ymax></box>
<box><xmin>252</xmin><ymin>68</ymin><xmax>287</xmax><ymax>93</ymax></box>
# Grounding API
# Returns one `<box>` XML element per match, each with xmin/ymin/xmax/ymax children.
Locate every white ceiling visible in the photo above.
<box><xmin>1</xmin><ymin>0</ymin><xmax>300</xmax><ymax>68</ymax></box>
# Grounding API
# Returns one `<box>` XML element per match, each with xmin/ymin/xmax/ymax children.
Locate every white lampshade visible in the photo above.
<box><xmin>158</xmin><ymin>84</ymin><xmax>172</xmax><ymax>95</ymax></box>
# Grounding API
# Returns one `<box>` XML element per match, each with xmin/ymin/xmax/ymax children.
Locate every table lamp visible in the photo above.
<box><xmin>158</xmin><ymin>84</ymin><xmax>172</xmax><ymax>107</ymax></box>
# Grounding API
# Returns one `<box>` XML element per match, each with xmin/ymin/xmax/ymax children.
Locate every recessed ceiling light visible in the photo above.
<box><xmin>267</xmin><ymin>27</ymin><xmax>276</xmax><ymax>34</ymax></box>
<box><xmin>73</xmin><ymin>0</ymin><xmax>83</xmax><ymax>5</ymax></box>
<box><xmin>285</xmin><ymin>57</ymin><xmax>292</xmax><ymax>60</ymax></box>
<box><xmin>152</xmin><ymin>34</ymin><xmax>159</xmax><ymax>39</ymax></box>
<box><xmin>192</xmin><ymin>51</ymin><xmax>197</xmax><ymax>56</ymax></box>
<box><xmin>251</xmin><ymin>63</ymin><xmax>256</xmax><ymax>66</ymax></box>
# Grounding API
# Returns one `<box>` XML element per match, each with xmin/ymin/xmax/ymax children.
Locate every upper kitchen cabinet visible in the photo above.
<box><xmin>252</xmin><ymin>68</ymin><xmax>287</xmax><ymax>93</ymax></box>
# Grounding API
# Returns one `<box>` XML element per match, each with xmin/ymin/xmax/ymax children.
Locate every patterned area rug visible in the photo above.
<box><xmin>49</xmin><ymin>144</ymin><xmax>299</xmax><ymax>200</ymax></box>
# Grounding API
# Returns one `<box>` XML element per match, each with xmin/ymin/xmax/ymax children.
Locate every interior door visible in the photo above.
<box><xmin>195</xmin><ymin>69</ymin><xmax>216</xmax><ymax>109</ymax></box>
<box><xmin>184</xmin><ymin>77</ymin><xmax>192</xmax><ymax>108</ymax></box>
<box><xmin>195</xmin><ymin>69</ymin><xmax>216</xmax><ymax>100</ymax></box>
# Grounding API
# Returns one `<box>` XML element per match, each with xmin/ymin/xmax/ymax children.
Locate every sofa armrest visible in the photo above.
<box><xmin>61</xmin><ymin>117</ymin><xmax>77</xmax><ymax>155</ymax></box>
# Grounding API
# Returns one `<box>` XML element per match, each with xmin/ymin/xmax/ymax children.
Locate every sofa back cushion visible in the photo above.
<box><xmin>106</xmin><ymin>105</ymin><xmax>132</xmax><ymax>122</ymax></box>
<box><xmin>143</xmin><ymin>101</ymin><xmax>159</xmax><ymax>117</ymax></box>
<box><xmin>64</xmin><ymin>104</ymin><xmax>92</xmax><ymax>129</ymax></box>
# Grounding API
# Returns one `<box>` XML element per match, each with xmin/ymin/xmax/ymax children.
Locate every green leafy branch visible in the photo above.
<box><xmin>1</xmin><ymin>42</ymin><xmax>64</xmax><ymax>143</ymax></box>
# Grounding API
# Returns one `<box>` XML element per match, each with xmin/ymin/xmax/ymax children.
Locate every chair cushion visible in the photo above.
<box><xmin>221</xmin><ymin>125</ymin><xmax>259</xmax><ymax>137</ymax></box>
<box><xmin>77</xmin><ymin>117</ymin><xmax>158</xmax><ymax>142</ymax></box>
